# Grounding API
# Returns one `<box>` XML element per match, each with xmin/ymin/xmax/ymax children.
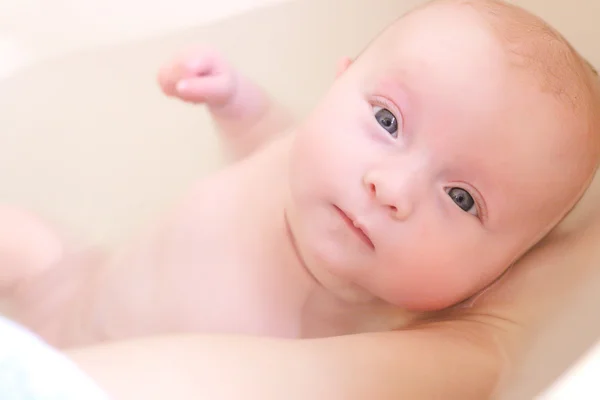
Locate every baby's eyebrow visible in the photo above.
<box><xmin>374</xmin><ymin>76</ymin><xmax>414</xmax><ymax>107</ymax></box>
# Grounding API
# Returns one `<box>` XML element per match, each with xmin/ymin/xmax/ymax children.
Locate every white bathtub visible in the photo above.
<box><xmin>1</xmin><ymin>0</ymin><xmax>600</xmax><ymax>398</ymax></box>
<box><xmin>0</xmin><ymin>0</ymin><xmax>288</xmax><ymax>78</ymax></box>
<box><xmin>540</xmin><ymin>340</ymin><xmax>600</xmax><ymax>399</ymax></box>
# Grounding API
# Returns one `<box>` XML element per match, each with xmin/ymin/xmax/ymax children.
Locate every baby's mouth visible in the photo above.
<box><xmin>334</xmin><ymin>206</ymin><xmax>375</xmax><ymax>250</ymax></box>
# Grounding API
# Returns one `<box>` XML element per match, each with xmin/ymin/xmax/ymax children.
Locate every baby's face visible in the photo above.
<box><xmin>286</xmin><ymin>4</ymin><xmax>589</xmax><ymax>310</ymax></box>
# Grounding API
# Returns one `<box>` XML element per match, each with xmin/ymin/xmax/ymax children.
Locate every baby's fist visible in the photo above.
<box><xmin>157</xmin><ymin>48</ymin><xmax>237</xmax><ymax>108</ymax></box>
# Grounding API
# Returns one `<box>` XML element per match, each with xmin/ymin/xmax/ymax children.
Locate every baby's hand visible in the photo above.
<box><xmin>157</xmin><ymin>46</ymin><xmax>285</xmax><ymax>160</ymax></box>
<box><xmin>157</xmin><ymin>48</ymin><xmax>238</xmax><ymax>110</ymax></box>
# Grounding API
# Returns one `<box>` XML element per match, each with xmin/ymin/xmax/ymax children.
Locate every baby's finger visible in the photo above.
<box><xmin>158</xmin><ymin>57</ymin><xmax>214</xmax><ymax>97</ymax></box>
<box><xmin>175</xmin><ymin>74</ymin><xmax>234</xmax><ymax>106</ymax></box>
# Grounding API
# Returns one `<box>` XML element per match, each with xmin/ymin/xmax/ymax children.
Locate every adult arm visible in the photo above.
<box><xmin>68</xmin><ymin>321</ymin><xmax>503</xmax><ymax>400</ymax></box>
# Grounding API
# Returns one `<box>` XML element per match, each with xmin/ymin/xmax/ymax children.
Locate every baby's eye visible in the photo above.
<box><xmin>447</xmin><ymin>187</ymin><xmax>477</xmax><ymax>216</ymax></box>
<box><xmin>373</xmin><ymin>106</ymin><xmax>398</xmax><ymax>138</ymax></box>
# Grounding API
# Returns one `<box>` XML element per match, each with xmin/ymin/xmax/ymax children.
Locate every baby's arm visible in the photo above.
<box><xmin>158</xmin><ymin>48</ymin><xmax>293</xmax><ymax>161</ymax></box>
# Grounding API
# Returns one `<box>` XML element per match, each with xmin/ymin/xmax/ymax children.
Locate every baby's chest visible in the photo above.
<box><xmin>156</xmin><ymin>210</ymin><xmax>295</xmax><ymax>334</ymax></box>
<box><xmin>170</xmin><ymin>255</ymin><xmax>297</xmax><ymax>336</ymax></box>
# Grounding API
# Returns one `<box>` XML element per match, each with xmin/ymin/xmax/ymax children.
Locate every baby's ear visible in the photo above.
<box><xmin>335</xmin><ymin>57</ymin><xmax>354</xmax><ymax>78</ymax></box>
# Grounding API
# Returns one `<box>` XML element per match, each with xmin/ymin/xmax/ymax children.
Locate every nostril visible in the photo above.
<box><xmin>369</xmin><ymin>183</ymin><xmax>377</xmax><ymax>195</ymax></box>
<box><xmin>389</xmin><ymin>205</ymin><xmax>398</xmax><ymax>214</ymax></box>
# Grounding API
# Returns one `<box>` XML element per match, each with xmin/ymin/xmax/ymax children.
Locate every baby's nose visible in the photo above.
<box><xmin>363</xmin><ymin>169</ymin><xmax>415</xmax><ymax>221</ymax></box>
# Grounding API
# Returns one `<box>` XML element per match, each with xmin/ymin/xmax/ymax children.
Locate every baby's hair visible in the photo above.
<box><xmin>455</xmin><ymin>0</ymin><xmax>595</xmax><ymax>110</ymax></box>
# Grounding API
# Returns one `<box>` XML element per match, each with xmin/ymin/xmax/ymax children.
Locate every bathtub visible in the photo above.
<box><xmin>541</xmin><ymin>340</ymin><xmax>600</xmax><ymax>399</ymax></box>
<box><xmin>1</xmin><ymin>0</ymin><xmax>600</xmax><ymax>398</ymax></box>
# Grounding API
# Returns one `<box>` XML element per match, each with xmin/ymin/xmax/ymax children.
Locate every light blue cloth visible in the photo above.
<box><xmin>0</xmin><ymin>315</ymin><xmax>109</xmax><ymax>399</ymax></box>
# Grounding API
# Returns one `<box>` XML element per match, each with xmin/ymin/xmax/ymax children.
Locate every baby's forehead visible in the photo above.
<box><xmin>377</xmin><ymin>3</ymin><xmax>501</xmax><ymax>59</ymax></box>
<box><xmin>365</xmin><ymin>2</ymin><xmax>594</xmax><ymax>164</ymax></box>
<box><xmin>381</xmin><ymin>0</ymin><xmax>593</xmax><ymax>111</ymax></box>
<box><xmin>362</xmin><ymin>4</ymin><xmax>511</xmax><ymax>99</ymax></box>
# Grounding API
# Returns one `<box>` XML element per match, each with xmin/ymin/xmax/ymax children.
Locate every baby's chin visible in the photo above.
<box><xmin>295</xmin><ymin>241</ymin><xmax>382</xmax><ymax>301</ymax></box>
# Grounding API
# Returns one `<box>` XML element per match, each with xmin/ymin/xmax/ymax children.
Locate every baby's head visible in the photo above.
<box><xmin>285</xmin><ymin>0</ymin><xmax>600</xmax><ymax>310</ymax></box>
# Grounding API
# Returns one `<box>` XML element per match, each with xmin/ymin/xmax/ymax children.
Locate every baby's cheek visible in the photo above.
<box><xmin>375</xmin><ymin>252</ymin><xmax>488</xmax><ymax>312</ymax></box>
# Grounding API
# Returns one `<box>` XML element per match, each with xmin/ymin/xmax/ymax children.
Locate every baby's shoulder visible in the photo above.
<box><xmin>174</xmin><ymin>134</ymin><xmax>290</xmax><ymax>242</ymax></box>
<box><xmin>214</xmin><ymin>133</ymin><xmax>292</xmax><ymax>196</ymax></box>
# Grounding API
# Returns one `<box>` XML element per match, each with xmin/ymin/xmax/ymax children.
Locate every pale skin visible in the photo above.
<box><xmin>64</xmin><ymin>212</ymin><xmax>600</xmax><ymax>400</ymax></box>
<box><xmin>1</xmin><ymin>0</ymin><xmax>597</xmax><ymax>345</ymax></box>
<box><xmin>1</xmin><ymin>1</ymin><xmax>600</xmax><ymax>398</ymax></box>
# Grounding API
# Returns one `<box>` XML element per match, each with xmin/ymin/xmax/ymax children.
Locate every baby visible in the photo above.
<box><xmin>2</xmin><ymin>0</ymin><xmax>599</xmax><ymax>347</ymax></box>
